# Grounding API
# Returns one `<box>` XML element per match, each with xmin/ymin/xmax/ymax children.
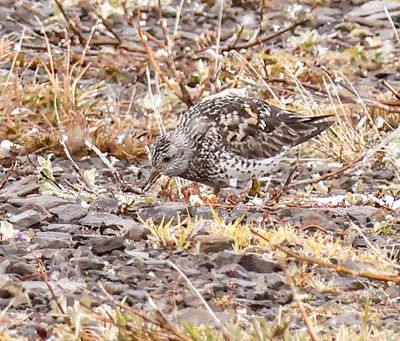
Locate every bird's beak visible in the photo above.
<box><xmin>142</xmin><ymin>167</ymin><xmax>161</xmax><ymax>192</ymax></box>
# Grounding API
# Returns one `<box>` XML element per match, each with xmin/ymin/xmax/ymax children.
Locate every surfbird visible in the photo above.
<box><xmin>144</xmin><ymin>95</ymin><xmax>334</xmax><ymax>192</ymax></box>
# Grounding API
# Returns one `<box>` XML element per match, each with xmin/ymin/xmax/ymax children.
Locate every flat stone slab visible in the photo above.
<box><xmin>91</xmin><ymin>236</ymin><xmax>126</xmax><ymax>255</ymax></box>
<box><xmin>49</xmin><ymin>203</ymin><xmax>88</xmax><ymax>223</ymax></box>
<box><xmin>8</xmin><ymin>195</ymin><xmax>71</xmax><ymax>209</ymax></box>
<box><xmin>80</xmin><ymin>212</ymin><xmax>148</xmax><ymax>240</ymax></box>
<box><xmin>0</xmin><ymin>176</ymin><xmax>40</xmax><ymax>201</ymax></box>
<box><xmin>9</xmin><ymin>209</ymin><xmax>44</xmax><ymax>228</ymax></box>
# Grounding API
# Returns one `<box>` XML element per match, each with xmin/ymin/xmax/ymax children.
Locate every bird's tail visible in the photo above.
<box><xmin>292</xmin><ymin>115</ymin><xmax>334</xmax><ymax>146</ymax></box>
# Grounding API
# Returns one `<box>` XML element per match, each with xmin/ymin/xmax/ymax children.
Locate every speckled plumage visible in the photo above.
<box><xmin>146</xmin><ymin>96</ymin><xmax>334</xmax><ymax>189</ymax></box>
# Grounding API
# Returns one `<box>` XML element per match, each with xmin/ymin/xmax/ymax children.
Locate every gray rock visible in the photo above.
<box><xmin>21</xmin><ymin>281</ymin><xmax>48</xmax><ymax>293</ymax></box>
<box><xmin>17</xmin><ymin>203</ymin><xmax>52</xmax><ymax>218</ymax></box>
<box><xmin>10</xmin><ymin>293</ymin><xmax>31</xmax><ymax>308</ymax></box>
<box><xmin>328</xmin><ymin>312</ymin><xmax>360</xmax><ymax>328</ymax></box>
<box><xmin>101</xmin><ymin>281</ymin><xmax>129</xmax><ymax>295</ymax></box>
<box><xmin>49</xmin><ymin>203</ymin><xmax>88</xmax><ymax>223</ymax></box>
<box><xmin>35</xmin><ymin>231</ymin><xmax>72</xmax><ymax>240</ymax></box>
<box><xmin>0</xmin><ymin>203</ymin><xmax>19</xmax><ymax>214</ymax></box>
<box><xmin>175</xmin><ymin>307</ymin><xmax>229</xmax><ymax>327</ymax></box>
<box><xmin>314</xmin><ymin>9</ymin><xmax>341</xmax><ymax>26</ymax></box>
<box><xmin>247</xmin><ymin>287</ymin><xmax>292</xmax><ymax>305</ymax></box>
<box><xmin>342</xmin><ymin>206</ymin><xmax>379</xmax><ymax>226</ymax></box>
<box><xmin>89</xmin><ymin>197</ymin><xmax>119</xmax><ymax>212</ymax></box>
<box><xmin>23</xmin><ymin>280</ymin><xmax>86</xmax><ymax>295</ymax></box>
<box><xmin>385</xmin><ymin>285</ymin><xmax>400</xmax><ymax>299</ymax></box>
<box><xmin>235</xmin><ymin>298</ymin><xmax>274</xmax><ymax>308</ymax></box>
<box><xmin>0</xmin><ymin>175</ymin><xmax>40</xmax><ymax>202</ymax></box>
<box><xmin>263</xmin><ymin>273</ymin><xmax>286</xmax><ymax>290</ymax></box>
<box><xmin>8</xmin><ymin>195</ymin><xmax>70</xmax><ymax>209</ymax></box>
<box><xmin>41</xmin><ymin>223</ymin><xmax>81</xmax><ymax>233</ymax></box>
<box><xmin>341</xmin><ymin>258</ymin><xmax>377</xmax><ymax>273</ymax></box>
<box><xmin>31</xmin><ymin>236</ymin><xmax>72</xmax><ymax>249</ymax></box>
<box><xmin>91</xmin><ymin>236</ymin><xmax>126</xmax><ymax>255</ymax></box>
<box><xmin>0</xmin><ymin>275</ymin><xmax>23</xmax><ymax>297</ymax></box>
<box><xmin>80</xmin><ymin>212</ymin><xmax>148</xmax><ymax>240</ymax></box>
<box><xmin>192</xmin><ymin>234</ymin><xmax>233</xmax><ymax>253</ymax></box>
<box><xmin>213</xmin><ymin>251</ymin><xmax>240</xmax><ymax>267</ymax></box>
<box><xmin>332</xmin><ymin>276</ymin><xmax>365</xmax><ymax>291</ymax></box>
<box><xmin>218</xmin><ymin>264</ymin><xmax>251</xmax><ymax>279</ymax></box>
<box><xmin>347</xmin><ymin>1</ymin><xmax>400</xmax><ymax>19</ymax></box>
<box><xmin>301</xmin><ymin>211</ymin><xmax>340</xmax><ymax>232</ymax></box>
<box><xmin>5</xmin><ymin>262</ymin><xmax>36</xmax><ymax>276</ymax></box>
<box><xmin>125</xmin><ymin>224</ymin><xmax>149</xmax><ymax>241</ymax></box>
<box><xmin>8</xmin><ymin>209</ymin><xmax>43</xmax><ymax>228</ymax></box>
<box><xmin>238</xmin><ymin>255</ymin><xmax>277</xmax><ymax>273</ymax></box>
<box><xmin>0</xmin><ymin>241</ymin><xmax>31</xmax><ymax>256</ymax></box>
<box><xmin>70</xmin><ymin>256</ymin><xmax>105</xmax><ymax>272</ymax></box>
<box><xmin>125</xmin><ymin>289</ymin><xmax>148</xmax><ymax>301</ymax></box>
<box><xmin>138</xmin><ymin>203</ymin><xmax>195</xmax><ymax>224</ymax></box>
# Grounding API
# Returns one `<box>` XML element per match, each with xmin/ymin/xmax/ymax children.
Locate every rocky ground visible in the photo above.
<box><xmin>1</xmin><ymin>154</ymin><xmax>399</xmax><ymax>339</ymax></box>
<box><xmin>0</xmin><ymin>0</ymin><xmax>400</xmax><ymax>340</ymax></box>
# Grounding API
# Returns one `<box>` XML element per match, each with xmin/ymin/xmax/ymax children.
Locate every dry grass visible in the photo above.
<box><xmin>0</xmin><ymin>18</ymin><xmax>398</xmax><ymax>170</ymax></box>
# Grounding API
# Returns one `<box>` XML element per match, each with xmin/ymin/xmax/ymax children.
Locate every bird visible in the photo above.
<box><xmin>143</xmin><ymin>95</ymin><xmax>334</xmax><ymax>193</ymax></box>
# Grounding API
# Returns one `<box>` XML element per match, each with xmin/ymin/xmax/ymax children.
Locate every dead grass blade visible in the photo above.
<box><xmin>167</xmin><ymin>260</ymin><xmax>233</xmax><ymax>341</ymax></box>
<box><xmin>278</xmin><ymin>259</ymin><xmax>320</xmax><ymax>341</ymax></box>
<box><xmin>250</xmin><ymin>228</ymin><xmax>400</xmax><ymax>285</ymax></box>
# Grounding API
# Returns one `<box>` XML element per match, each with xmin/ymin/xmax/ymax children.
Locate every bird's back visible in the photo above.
<box><xmin>179</xmin><ymin>95</ymin><xmax>334</xmax><ymax>160</ymax></box>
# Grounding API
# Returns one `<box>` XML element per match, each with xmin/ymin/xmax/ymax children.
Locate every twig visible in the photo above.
<box><xmin>122</xmin><ymin>9</ymin><xmax>165</xmax><ymax>47</ymax></box>
<box><xmin>222</xmin><ymin>17</ymin><xmax>309</xmax><ymax>52</ymax></box>
<box><xmin>250</xmin><ymin>228</ymin><xmax>400</xmax><ymax>284</ymax></box>
<box><xmin>146</xmin><ymin>295</ymin><xmax>192</xmax><ymax>340</ymax></box>
<box><xmin>320</xmin><ymin>66</ymin><xmax>358</xmax><ymax>97</ymax></box>
<box><xmin>350</xmin><ymin>223</ymin><xmax>400</xmax><ymax>270</ymax></box>
<box><xmin>99</xmin><ymin>16</ymin><xmax>122</xmax><ymax>43</ymax></box>
<box><xmin>322</xmin><ymin>66</ymin><xmax>400</xmax><ymax>112</ymax></box>
<box><xmin>137</xmin><ymin>28</ymin><xmax>190</xmax><ymax>106</ymax></box>
<box><xmin>230</xmin><ymin>25</ymin><xmax>244</xmax><ymax>49</ymax></box>
<box><xmin>258</xmin><ymin>0</ymin><xmax>265</xmax><ymax>38</ymax></box>
<box><xmin>59</xmin><ymin>137</ymin><xmax>95</xmax><ymax>193</ymax></box>
<box><xmin>0</xmin><ymin>161</ymin><xmax>16</xmax><ymax>190</ymax></box>
<box><xmin>96</xmin><ymin>283</ymin><xmax>190</xmax><ymax>341</ymax></box>
<box><xmin>167</xmin><ymin>260</ymin><xmax>232</xmax><ymax>341</ymax></box>
<box><xmin>384</xmin><ymin>6</ymin><xmax>400</xmax><ymax>44</ymax></box>
<box><xmin>299</xmin><ymin>224</ymin><xmax>329</xmax><ymax>234</ymax></box>
<box><xmin>363</xmin><ymin>99</ymin><xmax>400</xmax><ymax>113</ymax></box>
<box><xmin>215</xmin><ymin>0</ymin><xmax>224</xmax><ymax>70</ymax></box>
<box><xmin>232</xmin><ymin>50</ymin><xmax>281</xmax><ymax>104</ymax></box>
<box><xmin>79</xmin><ymin>298</ymin><xmax>182</xmax><ymax>340</ymax></box>
<box><xmin>32</xmin><ymin>250</ymin><xmax>66</xmax><ymax>315</ymax></box>
<box><xmin>287</xmin><ymin>153</ymin><xmax>364</xmax><ymax>189</ymax></box>
<box><xmin>53</xmin><ymin>0</ymin><xmax>88</xmax><ymax>44</ymax></box>
<box><xmin>273</xmin><ymin>164</ymin><xmax>298</xmax><ymax>202</ymax></box>
<box><xmin>16</xmin><ymin>0</ymin><xmax>46</xmax><ymax>18</ymax></box>
<box><xmin>145</xmin><ymin>66</ymin><xmax>166</xmax><ymax>136</ymax></box>
<box><xmin>84</xmin><ymin>140</ymin><xmax>126</xmax><ymax>187</ymax></box>
<box><xmin>361</xmin><ymin>124</ymin><xmax>400</xmax><ymax>168</ymax></box>
<box><xmin>278</xmin><ymin>259</ymin><xmax>320</xmax><ymax>341</ymax></box>
<box><xmin>173</xmin><ymin>0</ymin><xmax>185</xmax><ymax>36</ymax></box>
<box><xmin>156</xmin><ymin>1</ymin><xmax>193</xmax><ymax>106</ymax></box>
<box><xmin>275</xmin><ymin>243</ymin><xmax>400</xmax><ymax>284</ymax></box>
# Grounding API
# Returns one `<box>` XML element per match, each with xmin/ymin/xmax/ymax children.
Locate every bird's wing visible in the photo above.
<box><xmin>184</xmin><ymin>96</ymin><xmax>334</xmax><ymax>159</ymax></box>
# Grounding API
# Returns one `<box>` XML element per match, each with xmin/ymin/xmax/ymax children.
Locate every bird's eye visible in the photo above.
<box><xmin>163</xmin><ymin>156</ymin><xmax>172</xmax><ymax>163</ymax></box>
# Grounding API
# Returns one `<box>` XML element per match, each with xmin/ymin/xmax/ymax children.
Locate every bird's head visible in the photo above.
<box><xmin>143</xmin><ymin>132</ymin><xmax>193</xmax><ymax>191</ymax></box>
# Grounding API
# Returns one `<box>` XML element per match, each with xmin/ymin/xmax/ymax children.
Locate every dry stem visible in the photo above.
<box><xmin>278</xmin><ymin>259</ymin><xmax>320</xmax><ymax>341</ymax></box>
<box><xmin>0</xmin><ymin>161</ymin><xmax>16</xmax><ymax>190</ymax></box>
<box><xmin>32</xmin><ymin>249</ymin><xmax>66</xmax><ymax>315</ymax></box>
<box><xmin>167</xmin><ymin>260</ymin><xmax>233</xmax><ymax>341</ymax></box>
<box><xmin>250</xmin><ymin>228</ymin><xmax>400</xmax><ymax>284</ymax></box>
